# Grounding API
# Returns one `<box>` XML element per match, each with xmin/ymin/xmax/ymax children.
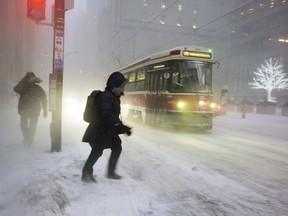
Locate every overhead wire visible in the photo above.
<box><xmin>113</xmin><ymin>0</ymin><xmax>258</xmax><ymax>56</ymax></box>
<box><xmin>189</xmin><ymin>0</ymin><xmax>288</xmax><ymax>42</ymax></box>
<box><xmin>108</xmin><ymin>0</ymin><xmax>287</xmax><ymax>66</ymax></box>
<box><xmin>150</xmin><ymin>0</ymin><xmax>259</xmax><ymax>52</ymax></box>
<box><xmin>114</xmin><ymin>0</ymin><xmax>180</xmax><ymax>55</ymax></box>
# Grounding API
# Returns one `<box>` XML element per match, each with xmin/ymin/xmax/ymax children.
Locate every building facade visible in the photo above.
<box><xmin>0</xmin><ymin>0</ymin><xmax>36</xmax><ymax>105</ymax></box>
<box><xmin>92</xmin><ymin>0</ymin><xmax>288</xmax><ymax>104</ymax></box>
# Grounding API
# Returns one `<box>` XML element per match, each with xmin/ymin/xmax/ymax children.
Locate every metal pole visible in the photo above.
<box><xmin>50</xmin><ymin>0</ymin><xmax>65</xmax><ymax>152</ymax></box>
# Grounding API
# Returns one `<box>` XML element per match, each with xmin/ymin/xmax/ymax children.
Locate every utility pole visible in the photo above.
<box><xmin>50</xmin><ymin>0</ymin><xmax>65</xmax><ymax>152</ymax></box>
<box><xmin>27</xmin><ymin>0</ymin><xmax>74</xmax><ymax>152</ymax></box>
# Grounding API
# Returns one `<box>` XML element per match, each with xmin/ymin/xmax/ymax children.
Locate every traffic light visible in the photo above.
<box><xmin>27</xmin><ymin>0</ymin><xmax>46</xmax><ymax>22</ymax></box>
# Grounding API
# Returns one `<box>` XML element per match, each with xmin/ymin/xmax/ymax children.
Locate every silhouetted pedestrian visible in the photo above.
<box><xmin>241</xmin><ymin>105</ymin><xmax>247</xmax><ymax>119</ymax></box>
<box><xmin>14</xmin><ymin>72</ymin><xmax>48</xmax><ymax>146</ymax></box>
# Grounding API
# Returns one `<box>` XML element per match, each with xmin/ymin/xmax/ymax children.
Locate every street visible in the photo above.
<box><xmin>115</xmin><ymin>112</ymin><xmax>288</xmax><ymax>215</ymax></box>
<box><xmin>0</xmin><ymin>109</ymin><xmax>288</xmax><ymax>216</ymax></box>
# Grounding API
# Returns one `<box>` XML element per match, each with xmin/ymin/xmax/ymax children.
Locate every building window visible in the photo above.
<box><xmin>161</xmin><ymin>1</ymin><xmax>166</xmax><ymax>9</ymax></box>
<box><xmin>178</xmin><ymin>4</ymin><xmax>182</xmax><ymax>12</ymax></box>
<box><xmin>177</xmin><ymin>17</ymin><xmax>182</xmax><ymax>27</ymax></box>
<box><xmin>192</xmin><ymin>20</ymin><xmax>197</xmax><ymax>29</ymax></box>
<box><xmin>160</xmin><ymin>15</ymin><xmax>165</xmax><ymax>25</ymax></box>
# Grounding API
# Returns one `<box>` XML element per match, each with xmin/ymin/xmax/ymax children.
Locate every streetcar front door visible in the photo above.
<box><xmin>146</xmin><ymin>71</ymin><xmax>165</xmax><ymax>124</ymax></box>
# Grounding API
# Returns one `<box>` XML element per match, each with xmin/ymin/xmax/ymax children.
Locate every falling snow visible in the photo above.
<box><xmin>1</xmin><ymin>106</ymin><xmax>288</xmax><ymax>216</ymax></box>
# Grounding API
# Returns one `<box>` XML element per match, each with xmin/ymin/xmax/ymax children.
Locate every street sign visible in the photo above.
<box><xmin>54</xmin><ymin>30</ymin><xmax>64</xmax><ymax>73</ymax></box>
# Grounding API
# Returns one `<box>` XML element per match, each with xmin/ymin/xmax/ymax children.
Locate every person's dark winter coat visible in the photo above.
<box><xmin>81</xmin><ymin>71</ymin><xmax>132</xmax><ymax>183</ymax></box>
<box><xmin>14</xmin><ymin>72</ymin><xmax>47</xmax><ymax>117</ymax></box>
<box><xmin>14</xmin><ymin>72</ymin><xmax>47</xmax><ymax>146</ymax></box>
<box><xmin>82</xmin><ymin>90</ymin><xmax>122</xmax><ymax>149</ymax></box>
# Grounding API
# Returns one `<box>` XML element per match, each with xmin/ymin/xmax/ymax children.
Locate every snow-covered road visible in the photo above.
<box><xmin>117</xmin><ymin>113</ymin><xmax>288</xmax><ymax>216</ymax></box>
<box><xmin>0</xmin><ymin>108</ymin><xmax>287</xmax><ymax>216</ymax></box>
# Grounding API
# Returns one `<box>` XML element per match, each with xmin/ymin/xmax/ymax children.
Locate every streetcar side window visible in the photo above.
<box><xmin>159</xmin><ymin>73</ymin><xmax>163</xmax><ymax>91</ymax></box>
<box><xmin>124</xmin><ymin>67</ymin><xmax>147</xmax><ymax>92</ymax></box>
<box><xmin>127</xmin><ymin>71</ymin><xmax>136</xmax><ymax>91</ymax></box>
<box><xmin>151</xmin><ymin>73</ymin><xmax>157</xmax><ymax>91</ymax></box>
<box><xmin>147</xmin><ymin>62</ymin><xmax>171</xmax><ymax>92</ymax></box>
<box><xmin>135</xmin><ymin>68</ymin><xmax>145</xmax><ymax>91</ymax></box>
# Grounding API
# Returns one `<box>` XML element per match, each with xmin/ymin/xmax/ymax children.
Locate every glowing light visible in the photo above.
<box><xmin>199</xmin><ymin>100</ymin><xmax>205</xmax><ymax>106</ymax></box>
<box><xmin>154</xmin><ymin>64</ymin><xmax>165</xmax><ymax>69</ymax></box>
<box><xmin>63</xmin><ymin>97</ymin><xmax>84</xmax><ymax>122</ymax></box>
<box><xmin>177</xmin><ymin>101</ymin><xmax>185</xmax><ymax>109</ymax></box>
<box><xmin>210</xmin><ymin>103</ymin><xmax>216</xmax><ymax>108</ymax></box>
<box><xmin>278</xmin><ymin>38</ymin><xmax>288</xmax><ymax>43</ymax></box>
<box><xmin>160</xmin><ymin>15</ymin><xmax>165</xmax><ymax>25</ymax></box>
<box><xmin>183</xmin><ymin>50</ymin><xmax>212</xmax><ymax>59</ymax></box>
<box><xmin>249</xmin><ymin>58</ymin><xmax>288</xmax><ymax>102</ymax></box>
<box><xmin>248</xmin><ymin>8</ymin><xmax>254</xmax><ymax>13</ymax></box>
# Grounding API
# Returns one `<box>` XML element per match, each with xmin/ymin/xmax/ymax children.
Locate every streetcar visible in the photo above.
<box><xmin>119</xmin><ymin>46</ymin><xmax>219</xmax><ymax>130</ymax></box>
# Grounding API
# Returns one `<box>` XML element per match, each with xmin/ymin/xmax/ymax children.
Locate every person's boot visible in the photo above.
<box><xmin>81</xmin><ymin>173</ymin><xmax>96</xmax><ymax>183</ymax></box>
<box><xmin>107</xmin><ymin>172</ymin><xmax>122</xmax><ymax>180</ymax></box>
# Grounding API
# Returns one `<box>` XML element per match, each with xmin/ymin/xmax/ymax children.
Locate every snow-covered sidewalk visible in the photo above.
<box><xmin>1</xmin><ymin>108</ymin><xmax>288</xmax><ymax>216</ymax></box>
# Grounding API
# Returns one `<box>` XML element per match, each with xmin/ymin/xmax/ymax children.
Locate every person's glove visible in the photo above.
<box><xmin>116</xmin><ymin>124</ymin><xmax>132</xmax><ymax>136</ymax></box>
<box><xmin>124</xmin><ymin>125</ymin><xmax>132</xmax><ymax>136</ymax></box>
<box><xmin>43</xmin><ymin>109</ymin><xmax>48</xmax><ymax>118</ymax></box>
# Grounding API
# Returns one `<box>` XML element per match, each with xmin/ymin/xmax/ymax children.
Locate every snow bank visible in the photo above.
<box><xmin>17</xmin><ymin>176</ymin><xmax>69</xmax><ymax>216</ymax></box>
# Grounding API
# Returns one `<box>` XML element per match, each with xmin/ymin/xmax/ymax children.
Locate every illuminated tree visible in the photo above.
<box><xmin>249</xmin><ymin>58</ymin><xmax>288</xmax><ymax>102</ymax></box>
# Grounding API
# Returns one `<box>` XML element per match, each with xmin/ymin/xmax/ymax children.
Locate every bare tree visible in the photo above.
<box><xmin>249</xmin><ymin>58</ymin><xmax>288</xmax><ymax>102</ymax></box>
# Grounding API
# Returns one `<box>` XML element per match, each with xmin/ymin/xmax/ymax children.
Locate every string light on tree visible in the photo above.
<box><xmin>249</xmin><ymin>58</ymin><xmax>288</xmax><ymax>102</ymax></box>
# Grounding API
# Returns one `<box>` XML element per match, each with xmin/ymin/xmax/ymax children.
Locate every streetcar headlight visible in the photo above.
<box><xmin>63</xmin><ymin>97</ymin><xmax>83</xmax><ymax>114</ymax></box>
<box><xmin>199</xmin><ymin>100</ymin><xmax>205</xmax><ymax>106</ymax></box>
<box><xmin>210</xmin><ymin>102</ymin><xmax>216</xmax><ymax>108</ymax></box>
<box><xmin>63</xmin><ymin>96</ymin><xmax>85</xmax><ymax>122</ymax></box>
<box><xmin>177</xmin><ymin>101</ymin><xmax>185</xmax><ymax>109</ymax></box>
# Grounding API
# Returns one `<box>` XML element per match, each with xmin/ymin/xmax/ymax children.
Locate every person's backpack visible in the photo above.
<box><xmin>83</xmin><ymin>90</ymin><xmax>102</xmax><ymax>123</ymax></box>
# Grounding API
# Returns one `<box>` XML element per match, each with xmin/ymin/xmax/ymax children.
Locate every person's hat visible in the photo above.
<box><xmin>24</xmin><ymin>72</ymin><xmax>42</xmax><ymax>83</ymax></box>
<box><xmin>106</xmin><ymin>71</ymin><xmax>127</xmax><ymax>90</ymax></box>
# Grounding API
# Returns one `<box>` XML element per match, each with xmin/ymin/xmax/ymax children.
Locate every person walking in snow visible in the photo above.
<box><xmin>14</xmin><ymin>72</ymin><xmax>48</xmax><ymax>146</ymax></box>
<box><xmin>241</xmin><ymin>105</ymin><xmax>247</xmax><ymax>119</ymax></box>
<box><xmin>81</xmin><ymin>71</ymin><xmax>132</xmax><ymax>183</ymax></box>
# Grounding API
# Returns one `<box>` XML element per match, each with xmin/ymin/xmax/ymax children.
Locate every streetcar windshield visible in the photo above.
<box><xmin>169</xmin><ymin>61</ymin><xmax>212</xmax><ymax>93</ymax></box>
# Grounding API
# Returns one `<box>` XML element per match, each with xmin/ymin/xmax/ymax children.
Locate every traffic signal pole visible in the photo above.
<box><xmin>27</xmin><ymin>0</ymin><xmax>73</xmax><ymax>152</ymax></box>
<box><xmin>50</xmin><ymin>0</ymin><xmax>65</xmax><ymax>152</ymax></box>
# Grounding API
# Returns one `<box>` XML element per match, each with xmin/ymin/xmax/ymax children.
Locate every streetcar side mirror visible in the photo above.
<box><xmin>213</xmin><ymin>61</ymin><xmax>220</xmax><ymax>69</ymax></box>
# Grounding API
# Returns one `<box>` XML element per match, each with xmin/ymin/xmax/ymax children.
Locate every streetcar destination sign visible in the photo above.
<box><xmin>182</xmin><ymin>50</ymin><xmax>212</xmax><ymax>59</ymax></box>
